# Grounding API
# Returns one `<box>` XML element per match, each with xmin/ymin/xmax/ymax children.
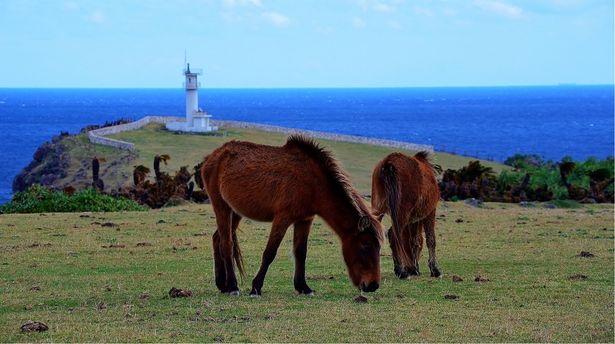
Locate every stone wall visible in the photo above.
<box><xmin>87</xmin><ymin>116</ymin><xmax>182</xmax><ymax>151</ymax></box>
<box><xmin>213</xmin><ymin>120</ymin><xmax>434</xmax><ymax>152</ymax></box>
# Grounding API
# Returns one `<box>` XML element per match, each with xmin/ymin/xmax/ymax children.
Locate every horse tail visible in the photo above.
<box><xmin>232</xmin><ymin>223</ymin><xmax>246</xmax><ymax>279</ymax></box>
<box><xmin>380</xmin><ymin>161</ymin><xmax>410</xmax><ymax>267</ymax></box>
<box><xmin>414</xmin><ymin>151</ymin><xmax>442</xmax><ymax>175</ymax></box>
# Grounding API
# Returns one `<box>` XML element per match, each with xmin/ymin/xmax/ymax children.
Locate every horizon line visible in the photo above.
<box><xmin>1</xmin><ymin>83</ymin><xmax>614</xmax><ymax>90</ymax></box>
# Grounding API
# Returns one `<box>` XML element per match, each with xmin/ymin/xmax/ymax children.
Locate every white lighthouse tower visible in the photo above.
<box><xmin>166</xmin><ymin>62</ymin><xmax>217</xmax><ymax>133</ymax></box>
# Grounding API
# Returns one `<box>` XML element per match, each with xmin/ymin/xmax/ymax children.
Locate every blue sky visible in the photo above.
<box><xmin>0</xmin><ymin>0</ymin><xmax>613</xmax><ymax>88</ymax></box>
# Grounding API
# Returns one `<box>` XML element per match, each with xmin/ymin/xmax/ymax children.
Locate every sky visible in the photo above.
<box><xmin>0</xmin><ymin>0</ymin><xmax>613</xmax><ymax>88</ymax></box>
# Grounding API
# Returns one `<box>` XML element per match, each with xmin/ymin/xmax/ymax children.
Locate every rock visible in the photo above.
<box><xmin>169</xmin><ymin>287</ymin><xmax>192</xmax><ymax>298</ymax></box>
<box><xmin>139</xmin><ymin>292</ymin><xmax>150</xmax><ymax>300</ymax></box>
<box><xmin>96</xmin><ymin>302</ymin><xmax>107</xmax><ymax>310</ymax></box>
<box><xmin>519</xmin><ymin>201</ymin><xmax>536</xmax><ymax>208</ymax></box>
<box><xmin>101</xmin><ymin>222</ymin><xmax>119</xmax><ymax>228</ymax></box>
<box><xmin>20</xmin><ymin>320</ymin><xmax>48</xmax><ymax>332</ymax></box>
<box><xmin>444</xmin><ymin>294</ymin><xmax>459</xmax><ymax>300</ymax></box>
<box><xmin>455</xmin><ymin>218</ymin><xmax>464</xmax><ymax>223</ymax></box>
<box><xmin>79</xmin><ymin>212</ymin><xmax>92</xmax><ymax>218</ymax></box>
<box><xmin>353</xmin><ymin>295</ymin><xmax>368</xmax><ymax>303</ymax></box>
<box><xmin>452</xmin><ymin>275</ymin><xmax>463</xmax><ymax>283</ymax></box>
<box><xmin>136</xmin><ymin>242</ymin><xmax>152</xmax><ymax>247</ymax></box>
<box><xmin>474</xmin><ymin>275</ymin><xmax>490</xmax><ymax>282</ymax></box>
<box><xmin>164</xmin><ymin>197</ymin><xmax>189</xmax><ymax>207</ymax></box>
<box><xmin>542</xmin><ymin>202</ymin><xmax>556</xmax><ymax>209</ymax></box>
<box><xmin>30</xmin><ymin>286</ymin><xmax>41</xmax><ymax>291</ymax></box>
<box><xmin>577</xmin><ymin>251</ymin><xmax>595</xmax><ymax>258</ymax></box>
<box><xmin>464</xmin><ymin>198</ymin><xmax>483</xmax><ymax>208</ymax></box>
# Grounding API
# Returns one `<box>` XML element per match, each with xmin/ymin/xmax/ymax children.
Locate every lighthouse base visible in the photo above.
<box><xmin>165</xmin><ymin>113</ymin><xmax>218</xmax><ymax>133</ymax></box>
<box><xmin>166</xmin><ymin>121</ymin><xmax>217</xmax><ymax>133</ymax></box>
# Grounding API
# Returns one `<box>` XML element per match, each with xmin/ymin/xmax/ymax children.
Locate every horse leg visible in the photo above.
<box><xmin>411</xmin><ymin>224</ymin><xmax>424</xmax><ymax>275</ymax></box>
<box><xmin>211</xmin><ymin>199</ymin><xmax>240</xmax><ymax>295</ymax></box>
<box><xmin>388</xmin><ymin>227</ymin><xmax>408</xmax><ymax>279</ymax></box>
<box><xmin>405</xmin><ymin>222</ymin><xmax>421</xmax><ymax>276</ymax></box>
<box><xmin>293</xmin><ymin>218</ymin><xmax>314</xmax><ymax>295</ymax></box>
<box><xmin>424</xmin><ymin>210</ymin><xmax>442</xmax><ymax>277</ymax></box>
<box><xmin>250</xmin><ymin>219</ymin><xmax>291</xmax><ymax>297</ymax></box>
<box><xmin>212</xmin><ymin>230</ymin><xmax>227</xmax><ymax>292</ymax></box>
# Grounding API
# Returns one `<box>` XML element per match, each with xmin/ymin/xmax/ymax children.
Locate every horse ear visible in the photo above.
<box><xmin>358</xmin><ymin>216</ymin><xmax>371</xmax><ymax>232</ymax></box>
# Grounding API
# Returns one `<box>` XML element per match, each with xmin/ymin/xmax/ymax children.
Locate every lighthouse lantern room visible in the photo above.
<box><xmin>166</xmin><ymin>62</ymin><xmax>217</xmax><ymax>133</ymax></box>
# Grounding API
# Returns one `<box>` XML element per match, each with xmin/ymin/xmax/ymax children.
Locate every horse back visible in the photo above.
<box><xmin>372</xmin><ymin>152</ymin><xmax>439</xmax><ymax>220</ymax></box>
<box><xmin>202</xmin><ymin>140</ymin><xmax>321</xmax><ymax>222</ymax></box>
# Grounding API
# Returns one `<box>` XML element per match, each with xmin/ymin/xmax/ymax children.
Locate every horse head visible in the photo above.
<box><xmin>341</xmin><ymin>214</ymin><xmax>383</xmax><ymax>293</ymax></box>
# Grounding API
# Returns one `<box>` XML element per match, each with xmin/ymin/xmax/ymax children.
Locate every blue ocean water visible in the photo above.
<box><xmin>0</xmin><ymin>86</ymin><xmax>613</xmax><ymax>204</ymax></box>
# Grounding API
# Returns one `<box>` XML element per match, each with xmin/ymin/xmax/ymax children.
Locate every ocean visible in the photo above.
<box><xmin>0</xmin><ymin>86</ymin><xmax>613</xmax><ymax>204</ymax></box>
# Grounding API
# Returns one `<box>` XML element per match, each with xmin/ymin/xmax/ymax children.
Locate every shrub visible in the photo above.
<box><xmin>0</xmin><ymin>185</ymin><xmax>147</xmax><ymax>214</ymax></box>
<box><xmin>504</xmin><ymin>154</ymin><xmax>545</xmax><ymax>169</ymax></box>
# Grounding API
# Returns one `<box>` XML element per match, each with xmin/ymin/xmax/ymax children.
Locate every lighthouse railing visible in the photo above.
<box><xmin>183</xmin><ymin>68</ymin><xmax>203</xmax><ymax>75</ymax></box>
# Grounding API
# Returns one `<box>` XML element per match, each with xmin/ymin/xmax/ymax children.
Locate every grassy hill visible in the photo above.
<box><xmin>102</xmin><ymin>123</ymin><xmax>507</xmax><ymax>194</ymax></box>
<box><xmin>0</xmin><ymin>202</ymin><xmax>612</xmax><ymax>342</ymax></box>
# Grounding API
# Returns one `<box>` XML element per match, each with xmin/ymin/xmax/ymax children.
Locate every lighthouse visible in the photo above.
<box><xmin>166</xmin><ymin>62</ymin><xmax>217</xmax><ymax>133</ymax></box>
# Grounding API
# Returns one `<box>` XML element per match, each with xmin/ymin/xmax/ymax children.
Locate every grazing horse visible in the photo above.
<box><xmin>202</xmin><ymin>135</ymin><xmax>383</xmax><ymax>297</ymax></box>
<box><xmin>371</xmin><ymin>152</ymin><xmax>442</xmax><ymax>279</ymax></box>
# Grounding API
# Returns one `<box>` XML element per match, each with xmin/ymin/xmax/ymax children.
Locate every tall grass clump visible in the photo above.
<box><xmin>0</xmin><ymin>185</ymin><xmax>147</xmax><ymax>214</ymax></box>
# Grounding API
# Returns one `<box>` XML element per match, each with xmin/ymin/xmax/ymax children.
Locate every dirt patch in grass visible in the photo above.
<box><xmin>475</xmin><ymin>275</ymin><xmax>490</xmax><ymax>282</ymax></box>
<box><xmin>101</xmin><ymin>244</ymin><xmax>125</xmax><ymax>248</ymax></box>
<box><xmin>568</xmin><ymin>274</ymin><xmax>588</xmax><ymax>281</ymax></box>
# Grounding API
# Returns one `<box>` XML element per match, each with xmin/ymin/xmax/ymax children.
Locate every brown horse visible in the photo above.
<box><xmin>202</xmin><ymin>135</ymin><xmax>383</xmax><ymax>296</ymax></box>
<box><xmin>371</xmin><ymin>151</ymin><xmax>442</xmax><ymax>279</ymax></box>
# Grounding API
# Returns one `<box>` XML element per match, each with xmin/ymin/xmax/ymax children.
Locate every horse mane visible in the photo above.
<box><xmin>414</xmin><ymin>151</ymin><xmax>442</xmax><ymax>175</ymax></box>
<box><xmin>285</xmin><ymin>135</ymin><xmax>382</xmax><ymax>241</ymax></box>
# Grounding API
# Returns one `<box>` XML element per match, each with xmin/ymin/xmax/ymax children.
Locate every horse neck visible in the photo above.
<box><xmin>315</xmin><ymin>189</ymin><xmax>361</xmax><ymax>238</ymax></box>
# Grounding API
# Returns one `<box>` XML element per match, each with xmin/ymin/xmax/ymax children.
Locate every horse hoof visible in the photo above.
<box><xmin>249</xmin><ymin>288</ymin><xmax>261</xmax><ymax>297</ymax></box>
<box><xmin>249</xmin><ymin>293</ymin><xmax>261</xmax><ymax>298</ymax></box>
<box><xmin>229</xmin><ymin>290</ymin><xmax>240</xmax><ymax>296</ymax></box>
<box><xmin>431</xmin><ymin>270</ymin><xmax>442</xmax><ymax>278</ymax></box>
<box><xmin>395</xmin><ymin>271</ymin><xmax>409</xmax><ymax>279</ymax></box>
<box><xmin>407</xmin><ymin>267</ymin><xmax>420</xmax><ymax>276</ymax></box>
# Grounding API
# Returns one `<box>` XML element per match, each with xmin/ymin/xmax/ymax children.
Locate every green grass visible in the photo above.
<box><xmin>2</xmin><ymin>125</ymin><xmax>611</xmax><ymax>341</ymax></box>
<box><xmin>0</xmin><ymin>202</ymin><xmax>612</xmax><ymax>342</ymax></box>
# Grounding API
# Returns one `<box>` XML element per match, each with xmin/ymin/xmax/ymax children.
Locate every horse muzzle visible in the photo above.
<box><xmin>361</xmin><ymin>281</ymin><xmax>379</xmax><ymax>293</ymax></box>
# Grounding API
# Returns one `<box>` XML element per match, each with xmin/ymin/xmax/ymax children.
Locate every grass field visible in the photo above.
<box><xmin>2</xmin><ymin>125</ymin><xmax>612</xmax><ymax>342</ymax></box>
<box><xmin>93</xmin><ymin>123</ymin><xmax>506</xmax><ymax>194</ymax></box>
<box><xmin>0</xmin><ymin>202</ymin><xmax>613</xmax><ymax>342</ymax></box>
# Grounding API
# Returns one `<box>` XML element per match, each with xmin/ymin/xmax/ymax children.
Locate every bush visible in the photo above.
<box><xmin>442</xmin><ymin>156</ymin><xmax>613</xmax><ymax>203</ymax></box>
<box><xmin>0</xmin><ymin>185</ymin><xmax>147</xmax><ymax>214</ymax></box>
<box><xmin>504</xmin><ymin>154</ymin><xmax>545</xmax><ymax>169</ymax></box>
